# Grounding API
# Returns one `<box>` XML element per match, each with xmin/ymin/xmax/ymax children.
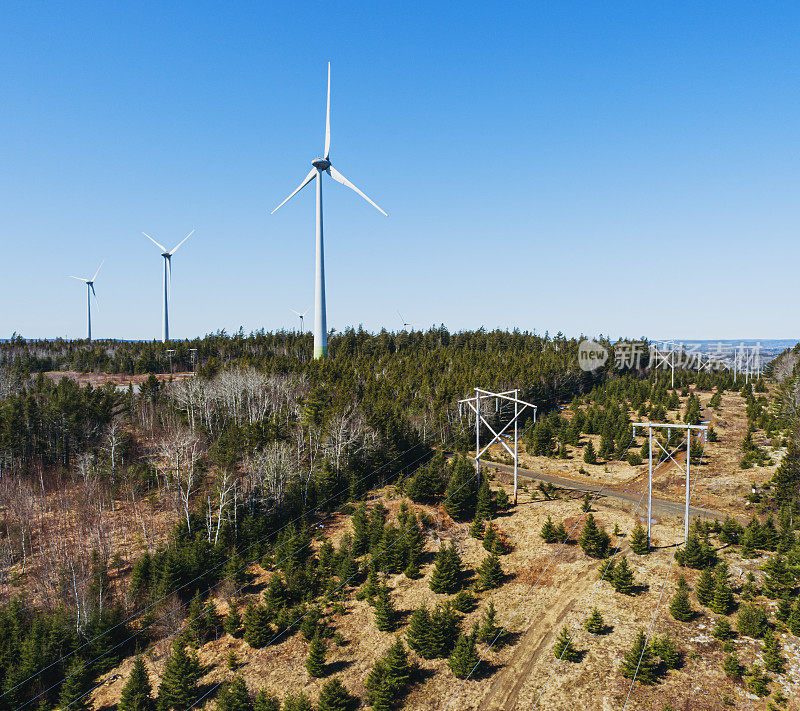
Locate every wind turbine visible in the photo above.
<box><xmin>141</xmin><ymin>230</ymin><xmax>195</xmax><ymax>342</ymax></box>
<box><xmin>271</xmin><ymin>62</ymin><xmax>387</xmax><ymax>359</ymax></box>
<box><xmin>397</xmin><ymin>310</ymin><xmax>411</xmax><ymax>330</ymax></box>
<box><xmin>290</xmin><ymin>308</ymin><xmax>309</xmax><ymax>333</ymax></box>
<box><xmin>69</xmin><ymin>261</ymin><xmax>103</xmax><ymax>341</ymax></box>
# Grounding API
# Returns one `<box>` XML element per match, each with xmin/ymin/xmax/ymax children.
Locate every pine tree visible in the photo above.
<box><xmin>382</xmin><ymin>638</ymin><xmax>410</xmax><ymax>692</ymax></box>
<box><xmin>406</xmin><ymin>605</ymin><xmax>432</xmax><ymax>656</ymax></box>
<box><xmin>373</xmin><ymin>583</ymin><xmax>396</xmax><ymax>632</ymax></box>
<box><xmin>553</xmin><ymin>626</ymin><xmax>580</xmax><ymax>662</ymax></box>
<box><xmin>253</xmin><ymin>690</ymin><xmax>280</xmax><ymax>711</ymax></box>
<box><xmin>609</xmin><ymin>555</ymin><xmax>635</xmax><ymax>595</ymax></box>
<box><xmin>629</xmin><ymin>520</ymin><xmax>649</xmax><ymax>555</ymax></box>
<box><xmin>620</xmin><ymin>631</ymin><xmax>658</xmax><ymax>684</ymax></box>
<box><xmin>762</xmin><ymin>630</ymin><xmax>785</xmax><ymax>674</ymax></box>
<box><xmin>243</xmin><ymin>602</ymin><xmax>273</xmax><ymax>648</ymax></box>
<box><xmin>482</xmin><ymin>523</ymin><xmax>498</xmax><ymax>552</ymax></box>
<box><xmin>156</xmin><ymin>640</ymin><xmax>202</xmax><ymax>711</ymax></box>
<box><xmin>305</xmin><ymin>633</ymin><xmax>327</xmax><ymax>677</ymax></box>
<box><xmin>317</xmin><ymin>678</ymin><xmax>355</xmax><ymax>711</ymax></box>
<box><xmin>579</xmin><ymin>514</ymin><xmax>609</xmax><ymax>558</ymax></box>
<box><xmin>469</xmin><ymin>515</ymin><xmax>485</xmax><ymax>539</ymax></box>
<box><xmin>583</xmin><ymin>441</ymin><xmax>598</xmax><ymax>465</ymax></box>
<box><xmin>581</xmin><ymin>492</ymin><xmax>592</xmax><ymax>513</ymax></box>
<box><xmin>669</xmin><ymin>575</ymin><xmax>694</xmax><ymax>622</ymax></box>
<box><xmin>282</xmin><ymin>693</ymin><xmax>314</xmax><ymax>711</ymax></box>
<box><xmin>451</xmin><ymin>589</ymin><xmax>476</xmax><ymax>613</ymax></box>
<box><xmin>694</xmin><ymin>568</ymin><xmax>715</xmax><ymax>606</ymax></box>
<box><xmin>789</xmin><ymin>596</ymin><xmax>800</xmax><ymax>635</ymax></box>
<box><xmin>737</xmin><ymin>603</ymin><xmax>768</xmax><ymax>638</ymax></box>
<box><xmin>443</xmin><ymin>457</ymin><xmax>479</xmax><ymax>521</ymax></box>
<box><xmin>712</xmin><ymin>617</ymin><xmax>733</xmax><ymax>640</ymax></box>
<box><xmin>775</xmin><ymin>595</ymin><xmax>793</xmax><ymax>622</ymax></box>
<box><xmin>448</xmin><ymin>631</ymin><xmax>479</xmax><ymax>678</ymax></box>
<box><xmin>475</xmin><ymin>478</ymin><xmax>493</xmax><ymax>521</ymax></box>
<box><xmin>428</xmin><ymin>602</ymin><xmax>459</xmax><ymax>658</ymax></box>
<box><xmin>651</xmin><ymin>634</ymin><xmax>680</xmax><ymax>669</ymax></box>
<box><xmin>723</xmin><ymin>653</ymin><xmax>743</xmax><ymax>679</ymax></box>
<box><xmin>58</xmin><ymin>657</ymin><xmax>89</xmax><ymax>711</ymax></box>
<box><xmin>585</xmin><ymin>608</ymin><xmax>606</xmax><ymax>634</ymax></box>
<box><xmin>710</xmin><ymin>563</ymin><xmax>735</xmax><ymax>616</ymax></box>
<box><xmin>224</xmin><ymin>601</ymin><xmax>242</xmax><ymax>637</ymax></box>
<box><xmin>478</xmin><ymin>601</ymin><xmax>500</xmax><ymax>643</ymax></box>
<box><xmin>540</xmin><ymin>516</ymin><xmax>558</xmax><ymax>544</ymax></box>
<box><xmin>216</xmin><ymin>676</ymin><xmax>254</xmax><ymax>711</ymax></box>
<box><xmin>478</xmin><ymin>554</ymin><xmax>504</xmax><ymax>590</ymax></box>
<box><xmin>118</xmin><ymin>657</ymin><xmax>152</xmax><ymax>711</ymax></box>
<box><xmin>429</xmin><ymin>543</ymin><xmax>462</xmax><ymax>594</ymax></box>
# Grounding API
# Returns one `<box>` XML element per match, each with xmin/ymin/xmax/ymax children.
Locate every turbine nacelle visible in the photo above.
<box><xmin>312</xmin><ymin>158</ymin><xmax>331</xmax><ymax>170</ymax></box>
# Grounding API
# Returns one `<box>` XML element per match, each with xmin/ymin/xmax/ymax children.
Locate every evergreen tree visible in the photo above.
<box><xmin>585</xmin><ymin>607</ymin><xmax>606</xmax><ymax>634</ymax></box>
<box><xmin>581</xmin><ymin>492</ymin><xmax>592</xmax><ymax>513</ymax></box>
<box><xmin>710</xmin><ymin>562</ymin><xmax>735</xmax><ymax>616</ymax></box>
<box><xmin>540</xmin><ymin>516</ymin><xmax>558</xmax><ymax>544</ymax></box>
<box><xmin>694</xmin><ymin>568</ymin><xmax>715</xmax><ymax>607</ymax></box>
<box><xmin>620</xmin><ymin>631</ymin><xmax>658</xmax><ymax>684</ymax></box>
<box><xmin>583</xmin><ymin>441</ymin><xmax>598</xmax><ymax>465</ymax></box>
<box><xmin>243</xmin><ymin>602</ymin><xmax>273</xmax><ymax>649</ymax></box>
<box><xmin>406</xmin><ymin>605</ymin><xmax>432</xmax><ymax>656</ymax></box>
<box><xmin>762</xmin><ymin>554</ymin><xmax>792</xmax><ymax>598</ymax></box>
<box><xmin>475</xmin><ymin>478</ymin><xmax>493</xmax><ymax>521</ymax></box>
<box><xmin>482</xmin><ymin>524</ymin><xmax>502</xmax><ymax>553</ymax></box>
<box><xmin>224</xmin><ymin>602</ymin><xmax>242</xmax><ymax>637</ymax></box>
<box><xmin>553</xmin><ymin>626</ymin><xmax>580</xmax><ymax>662</ymax></box>
<box><xmin>745</xmin><ymin>664</ymin><xmax>771</xmax><ymax>697</ymax></box>
<box><xmin>761</xmin><ymin>630</ymin><xmax>785</xmax><ymax>674</ymax></box>
<box><xmin>737</xmin><ymin>603</ymin><xmax>768</xmax><ymax>638</ymax></box>
<box><xmin>306</xmin><ymin>633</ymin><xmax>327</xmax><ymax>677</ymax></box>
<box><xmin>373</xmin><ymin>583</ymin><xmax>396</xmax><ymax>632</ymax></box>
<box><xmin>609</xmin><ymin>555</ymin><xmax>635</xmax><ymax>595</ymax></box>
<box><xmin>629</xmin><ymin>520</ymin><xmax>649</xmax><ymax>555</ymax></box>
<box><xmin>429</xmin><ymin>543</ymin><xmax>462</xmax><ymax>594</ymax></box>
<box><xmin>776</xmin><ymin>595</ymin><xmax>793</xmax><ymax>623</ymax></box>
<box><xmin>58</xmin><ymin>657</ymin><xmax>90</xmax><ymax>711</ymax></box>
<box><xmin>282</xmin><ymin>693</ymin><xmax>314</xmax><ymax>711</ymax></box>
<box><xmin>448</xmin><ymin>631</ymin><xmax>479</xmax><ymax>678</ymax></box>
<box><xmin>427</xmin><ymin>602</ymin><xmax>459</xmax><ymax>658</ymax></box>
<box><xmin>253</xmin><ymin>690</ymin><xmax>280</xmax><ymax>711</ymax></box>
<box><xmin>317</xmin><ymin>678</ymin><xmax>355</xmax><ymax>711</ymax></box>
<box><xmin>651</xmin><ymin>634</ymin><xmax>680</xmax><ymax>670</ymax></box>
<box><xmin>216</xmin><ymin>676</ymin><xmax>254</xmax><ymax>711</ymax></box>
<box><xmin>469</xmin><ymin>515</ymin><xmax>485</xmax><ymax>539</ymax></box>
<box><xmin>669</xmin><ymin>576</ymin><xmax>694</xmax><ymax>622</ymax></box>
<box><xmin>579</xmin><ymin>514</ymin><xmax>609</xmax><ymax>558</ymax></box>
<box><xmin>443</xmin><ymin>457</ymin><xmax>479</xmax><ymax>521</ymax></box>
<box><xmin>478</xmin><ymin>601</ymin><xmax>500</xmax><ymax>643</ymax></box>
<box><xmin>723</xmin><ymin>653</ymin><xmax>743</xmax><ymax>679</ymax></box>
<box><xmin>712</xmin><ymin>617</ymin><xmax>733</xmax><ymax>640</ymax></box>
<box><xmin>451</xmin><ymin>590</ymin><xmax>476</xmax><ymax>613</ymax></box>
<box><xmin>382</xmin><ymin>638</ymin><xmax>410</xmax><ymax>693</ymax></box>
<box><xmin>156</xmin><ymin>640</ymin><xmax>202</xmax><ymax>711</ymax></box>
<box><xmin>118</xmin><ymin>658</ymin><xmax>152</xmax><ymax>711</ymax></box>
<box><xmin>789</xmin><ymin>596</ymin><xmax>800</xmax><ymax>635</ymax></box>
<box><xmin>477</xmin><ymin>554</ymin><xmax>504</xmax><ymax>590</ymax></box>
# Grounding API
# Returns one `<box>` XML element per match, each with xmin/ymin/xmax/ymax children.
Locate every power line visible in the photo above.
<box><xmin>439</xmin><ymin>436</ymin><xmax>636</xmax><ymax>711</ymax></box>
<box><xmin>12</xmin><ymin>428</ymin><xmax>450</xmax><ymax>710</ymax></box>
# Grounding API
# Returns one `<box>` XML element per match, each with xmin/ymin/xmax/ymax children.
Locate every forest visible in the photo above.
<box><xmin>0</xmin><ymin>331</ymin><xmax>797</xmax><ymax>710</ymax></box>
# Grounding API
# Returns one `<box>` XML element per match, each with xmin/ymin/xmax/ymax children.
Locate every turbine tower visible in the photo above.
<box><xmin>69</xmin><ymin>261</ymin><xmax>103</xmax><ymax>341</ymax></box>
<box><xmin>141</xmin><ymin>230</ymin><xmax>195</xmax><ymax>342</ymax></box>
<box><xmin>271</xmin><ymin>63</ymin><xmax>387</xmax><ymax>359</ymax></box>
<box><xmin>290</xmin><ymin>308</ymin><xmax>309</xmax><ymax>333</ymax></box>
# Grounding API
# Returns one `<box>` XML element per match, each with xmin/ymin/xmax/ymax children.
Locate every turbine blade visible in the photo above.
<box><xmin>327</xmin><ymin>166</ymin><xmax>387</xmax><ymax>216</ymax></box>
<box><xmin>271</xmin><ymin>169</ymin><xmax>317</xmax><ymax>214</ymax></box>
<box><xmin>169</xmin><ymin>229</ymin><xmax>195</xmax><ymax>256</ymax></box>
<box><xmin>324</xmin><ymin>62</ymin><xmax>331</xmax><ymax>160</ymax></box>
<box><xmin>91</xmin><ymin>260</ymin><xmax>104</xmax><ymax>282</ymax></box>
<box><xmin>290</xmin><ymin>308</ymin><xmax>301</xmax><ymax>317</ymax></box>
<box><xmin>90</xmin><ymin>283</ymin><xmax>100</xmax><ymax>310</ymax></box>
<box><xmin>69</xmin><ymin>276</ymin><xmax>88</xmax><ymax>282</ymax></box>
<box><xmin>142</xmin><ymin>232</ymin><xmax>168</xmax><ymax>252</ymax></box>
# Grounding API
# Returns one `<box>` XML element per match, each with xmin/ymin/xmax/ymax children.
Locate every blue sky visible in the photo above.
<box><xmin>2</xmin><ymin>2</ymin><xmax>799</xmax><ymax>341</ymax></box>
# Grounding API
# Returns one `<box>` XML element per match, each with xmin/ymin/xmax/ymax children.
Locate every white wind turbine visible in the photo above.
<box><xmin>69</xmin><ymin>261</ymin><xmax>103</xmax><ymax>341</ymax></box>
<box><xmin>141</xmin><ymin>230</ymin><xmax>195</xmax><ymax>342</ymax></box>
<box><xmin>290</xmin><ymin>308</ymin><xmax>309</xmax><ymax>334</ymax></box>
<box><xmin>271</xmin><ymin>62</ymin><xmax>387</xmax><ymax>359</ymax></box>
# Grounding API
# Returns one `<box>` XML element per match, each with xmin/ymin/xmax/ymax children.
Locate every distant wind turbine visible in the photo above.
<box><xmin>141</xmin><ymin>230</ymin><xmax>195</xmax><ymax>342</ymax></box>
<box><xmin>290</xmin><ymin>308</ymin><xmax>309</xmax><ymax>334</ymax></box>
<box><xmin>271</xmin><ymin>62</ymin><xmax>387</xmax><ymax>359</ymax></box>
<box><xmin>397</xmin><ymin>310</ymin><xmax>410</xmax><ymax>330</ymax></box>
<box><xmin>69</xmin><ymin>261</ymin><xmax>103</xmax><ymax>341</ymax></box>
